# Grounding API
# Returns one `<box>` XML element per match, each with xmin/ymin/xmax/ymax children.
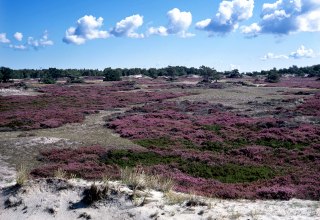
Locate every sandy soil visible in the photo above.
<box><xmin>0</xmin><ymin>88</ymin><xmax>40</xmax><ymax>96</ymax></box>
<box><xmin>1</xmin><ymin>179</ymin><xmax>319</xmax><ymax>220</ymax></box>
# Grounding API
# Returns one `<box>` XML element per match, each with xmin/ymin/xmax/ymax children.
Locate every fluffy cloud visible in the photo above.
<box><xmin>261</xmin><ymin>53</ymin><xmax>289</xmax><ymax>60</ymax></box>
<box><xmin>0</xmin><ymin>33</ymin><xmax>10</xmax><ymax>43</ymax></box>
<box><xmin>289</xmin><ymin>45</ymin><xmax>316</xmax><ymax>59</ymax></box>
<box><xmin>242</xmin><ymin>0</ymin><xmax>320</xmax><ymax>37</ymax></box>
<box><xmin>63</xmin><ymin>15</ymin><xmax>109</xmax><ymax>45</ymax></box>
<box><xmin>9</xmin><ymin>44</ymin><xmax>27</xmax><ymax>50</ymax></box>
<box><xmin>14</xmin><ymin>32</ymin><xmax>23</xmax><ymax>41</ymax></box>
<box><xmin>196</xmin><ymin>0</ymin><xmax>254</xmax><ymax>35</ymax></box>
<box><xmin>27</xmin><ymin>31</ymin><xmax>54</xmax><ymax>50</ymax></box>
<box><xmin>9</xmin><ymin>31</ymin><xmax>53</xmax><ymax>51</ymax></box>
<box><xmin>147</xmin><ymin>26</ymin><xmax>168</xmax><ymax>36</ymax></box>
<box><xmin>147</xmin><ymin>8</ymin><xmax>194</xmax><ymax>38</ymax></box>
<box><xmin>110</xmin><ymin>14</ymin><xmax>144</xmax><ymax>38</ymax></box>
<box><xmin>261</xmin><ymin>45</ymin><xmax>316</xmax><ymax>60</ymax></box>
<box><xmin>241</xmin><ymin>23</ymin><xmax>261</xmax><ymax>37</ymax></box>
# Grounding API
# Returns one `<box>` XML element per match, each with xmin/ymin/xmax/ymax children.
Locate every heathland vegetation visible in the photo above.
<box><xmin>0</xmin><ymin>65</ymin><xmax>319</xmax><ymax>202</ymax></box>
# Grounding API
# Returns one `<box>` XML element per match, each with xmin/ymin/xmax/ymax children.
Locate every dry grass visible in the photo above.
<box><xmin>164</xmin><ymin>190</ymin><xmax>208</xmax><ymax>206</ymax></box>
<box><xmin>120</xmin><ymin>167</ymin><xmax>175</xmax><ymax>192</ymax></box>
<box><xmin>165</xmin><ymin>191</ymin><xmax>190</xmax><ymax>205</ymax></box>
<box><xmin>120</xmin><ymin>167</ymin><xmax>146</xmax><ymax>190</ymax></box>
<box><xmin>145</xmin><ymin>174</ymin><xmax>175</xmax><ymax>192</ymax></box>
<box><xmin>54</xmin><ymin>168</ymin><xmax>67</xmax><ymax>179</ymax></box>
<box><xmin>16</xmin><ymin>165</ymin><xmax>28</xmax><ymax>186</ymax></box>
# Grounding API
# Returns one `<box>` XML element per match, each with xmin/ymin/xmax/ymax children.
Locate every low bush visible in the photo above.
<box><xmin>134</xmin><ymin>137</ymin><xmax>175</xmax><ymax>149</ymax></box>
<box><xmin>257</xmin><ymin>186</ymin><xmax>295</xmax><ymax>200</ymax></box>
<box><xmin>106</xmin><ymin>150</ymin><xmax>181</xmax><ymax>167</ymax></box>
<box><xmin>180</xmin><ymin>162</ymin><xmax>275</xmax><ymax>183</ymax></box>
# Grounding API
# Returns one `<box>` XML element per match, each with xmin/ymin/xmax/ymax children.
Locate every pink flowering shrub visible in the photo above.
<box><xmin>0</xmin><ymin>83</ymin><xmax>188</xmax><ymax>130</ymax></box>
<box><xmin>104</xmin><ymin>100</ymin><xmax>320</xmax><ymax>200</ymax></box>
<box><xmin>257</xmin><ymin>186</ymin><xmax>296</xmax><ymax>200</ymax></box>
<box><xmin>296</xmin><ymin>92</ymin><xmax>320</xmax><ymax>116</ymax></box>
<box><xmin>31</xmin><ymin>142</ymin><xmax>320</xmax><ymax>200</ymax></box>
<box><xmin>257</xmin><ymin>77</ymin><xmax>320</xmax><ymax>89</ymax></box>
<box><xmin>31</xmin><ymin>146</ymin><xmax>120</xmax><ymax>179</ymax></box>
<box><xmin>108</xmin><ymin>100</ymin><xmax>319</xmax><ymax>147</ymax></box>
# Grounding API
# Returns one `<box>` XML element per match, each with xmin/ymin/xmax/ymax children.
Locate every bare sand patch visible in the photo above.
<box><xmin>0</xmin><ymin>179</ymin><xmax>319</xmax><ymax>220</ymax></box>
<box><xmin>0</xmin><ymin>88</ymin><xmax>40</xmax><ymax>96</ymax></box>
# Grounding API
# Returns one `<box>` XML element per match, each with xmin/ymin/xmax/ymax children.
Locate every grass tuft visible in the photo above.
<box><xmin>54</xmin><ymin>168</ymin><xmax>67</xmax><ymax>179</ymax></box>
<box><xmin>120</xmin><ymin>166</ymin><xmax>175</xmax><ymax>192</ymax></box>
<box><xmin>16</xmin><ymin>165</ymin><xmax>28</xmax><ymax>186</ymax></box>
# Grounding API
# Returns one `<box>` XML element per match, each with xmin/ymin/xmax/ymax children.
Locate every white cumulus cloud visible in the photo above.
<box><xmin>147</xmin><ymin>8</ymin><xmax>194</xmax><ymax>38</ymax></box>
<box><xmin>9</xmin><ymin>44</ymin><xmax>28</xmax><ymax>50</ymax></box>
<box><xmin>196</xmin><ymin>0</ymin><xmax>254</xmax><ymax>36</ymax></box>
<box><xmin>242</xmin><ymin>0</ymin><xmax>320</xmax><ymax>37</ymax></box>
<box><xmin>261</xmin><ymin>53</ymin><xmax>289</xmax><ymax>60</ymax></box>
<box><xmin>9</xmin><ymin>31</ymin><xmax>54</xmax><ymax>51</ymax></box>
<box><xmin>289</xmin><ymin>45</ymin><xmax>316</xmax><ymax>59</ymax></box>
<box><xmin>0</xmin><ymin>33</ymin><xmax>10</xmax><ymax>43</ymax></box>
<box><xmin>13</xmin><ymin>32</ymin><xmax>23</xmax><ymax>41</ymax></box>
<box><xmin>147</xmin><ymin>26</ymin><xmax>168</xmax><ymax>36</ymax></box>
<box><xmin>63</xmin><ymin>15</ymin><xmax>109</xmax><ymax>45</ymax></box>
<box><xmin>261</xmin><ymin>45</ymin><xmax>317</xmax><ymax>60</ymax></box>
<box><xmin>110</xmin><ymin>14</ymin><xmax>144</xmax><ymax>38</ymax></box>
<box><xmin>241</xmin><ymin>23</ymin><xmax>261</xmax><ymax>37</ymax></box>
<box><xmin>28</xmin><ymin>31</ymin><xmax>54</xmax><ymax>50</ymax></box>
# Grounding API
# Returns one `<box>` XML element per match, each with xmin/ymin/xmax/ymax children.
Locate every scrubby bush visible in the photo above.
<box><xmin>40</xmin><ymin>77</ymin><xmax>56</xmax><ymax>84</ymax></box>
<box><xmin>257</xmin><ymin>186</ymin><xmax>295</xmax><ymax>200</ymax></box>
<box><xmin>265</xmin><ymin>71</ymin><xmax>280</xmax><ymax>83</ymax></box>
<box><xmin>103</xmin><ymin>68</ymin><xmax>121</xmax><ymax>81</ymax></box>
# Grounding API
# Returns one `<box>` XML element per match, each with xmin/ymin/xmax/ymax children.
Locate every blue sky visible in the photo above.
<box><xmin>0</xmin><ymin>0</ymin><xmax>319</xmax><ymax>72</ymax></box>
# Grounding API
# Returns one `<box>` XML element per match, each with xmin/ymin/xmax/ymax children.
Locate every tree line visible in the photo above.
<box><xmin>0</xmin><ymin>64</ymin><xmax>319</xmax><ymax>83</ymax></box>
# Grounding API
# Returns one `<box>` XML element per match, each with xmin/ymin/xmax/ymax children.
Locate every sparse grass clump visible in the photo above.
<box><xmin>82</xmin><ymin>183</ymin><xmax>109</xmax><ymax>205</ymax></box>
<box><xmin>54</xmin><ymin>168</ymin><xmax>67</xmax><ymax>179</ymax></box>
<box><xmin>120</xmin><ymin>167</ymin><xmax>146</xmax><ymax>190</ymax></box>
<box><xmin>16</xmin><ymin>165</ymin><xmax>28</xmax><ymax>186</ymax></box>
<box><xmin>120</xmin><ymin>167</ymin><xmax>174</xmax><ymax>192</ymax></box>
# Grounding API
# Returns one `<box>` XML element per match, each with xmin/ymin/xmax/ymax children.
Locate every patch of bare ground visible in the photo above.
<box><xmin>0</xmin><ymin>178</ymin><xmax>319</xmax><ymax>220</ymax></box>
<box><xmin>172</xmin><ymin>85</ymin><xmax>318</xmax><ymax>116</ymax></box>
<box><xmin>0</xmin><ymin>88</ymin><xmax>41</xmax><ymax>96</ymax></box>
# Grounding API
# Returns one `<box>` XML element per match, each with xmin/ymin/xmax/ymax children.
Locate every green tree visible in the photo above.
<box><xmin>265</xmin><ymin>68</ymin><xmax>280</xmax><ymax>83</ymax></box>
<box><xmin>103</xmin><ymin>68</ymin><xmax>121</xmax><ymax>81</ymax></box>
<box><xmin>0</xmin><ymin>67</ymin><xmax>13</xmax><ymax>83</ymax></box>
<box><xmin>227</xmin><ymin>69</ymin><xmax>242</xmax><ymax>78</ymax></box>
<box><xmin>200</xmin><ymin>66</ymin><xmax>220</xmax><ymax>82</ymax></box>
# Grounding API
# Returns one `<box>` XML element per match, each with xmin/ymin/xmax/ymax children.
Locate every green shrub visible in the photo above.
<box><xmin>134</xmin><ymin>137</ymin><xmax>175</xmax><ymax>149</ymax></box>
<box><xmin>255</xmin><ymin>138</ymin><xmax>306</xmax><ymax>150</ymax></box>
<box><xmin>202</xmin><ymin>124</ymin><xmax>222</xmax><ymax>134</ymax></box>
<box><xmin>265</xmin><ymin>72</ymin><xmax>280</xmax><ymax>83</ymax></box>
<box><xmin>106</xmin><ymin>150</ymin><xmax>181</xmax><ymax>167</ymax></box>
<box><xmin>41</xmin><ymin>77</ymin><xmax>56</xmax><ymax>84</ymax></box>
<box><xmin>201</xmin><ymin>141</ymin><xmax>226</xmax><ymax>152</ymax></box>
<box><xmin>180</xmin><ymin>162</ymin><xmax>275</xmax><ymax>183</ymax></box>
